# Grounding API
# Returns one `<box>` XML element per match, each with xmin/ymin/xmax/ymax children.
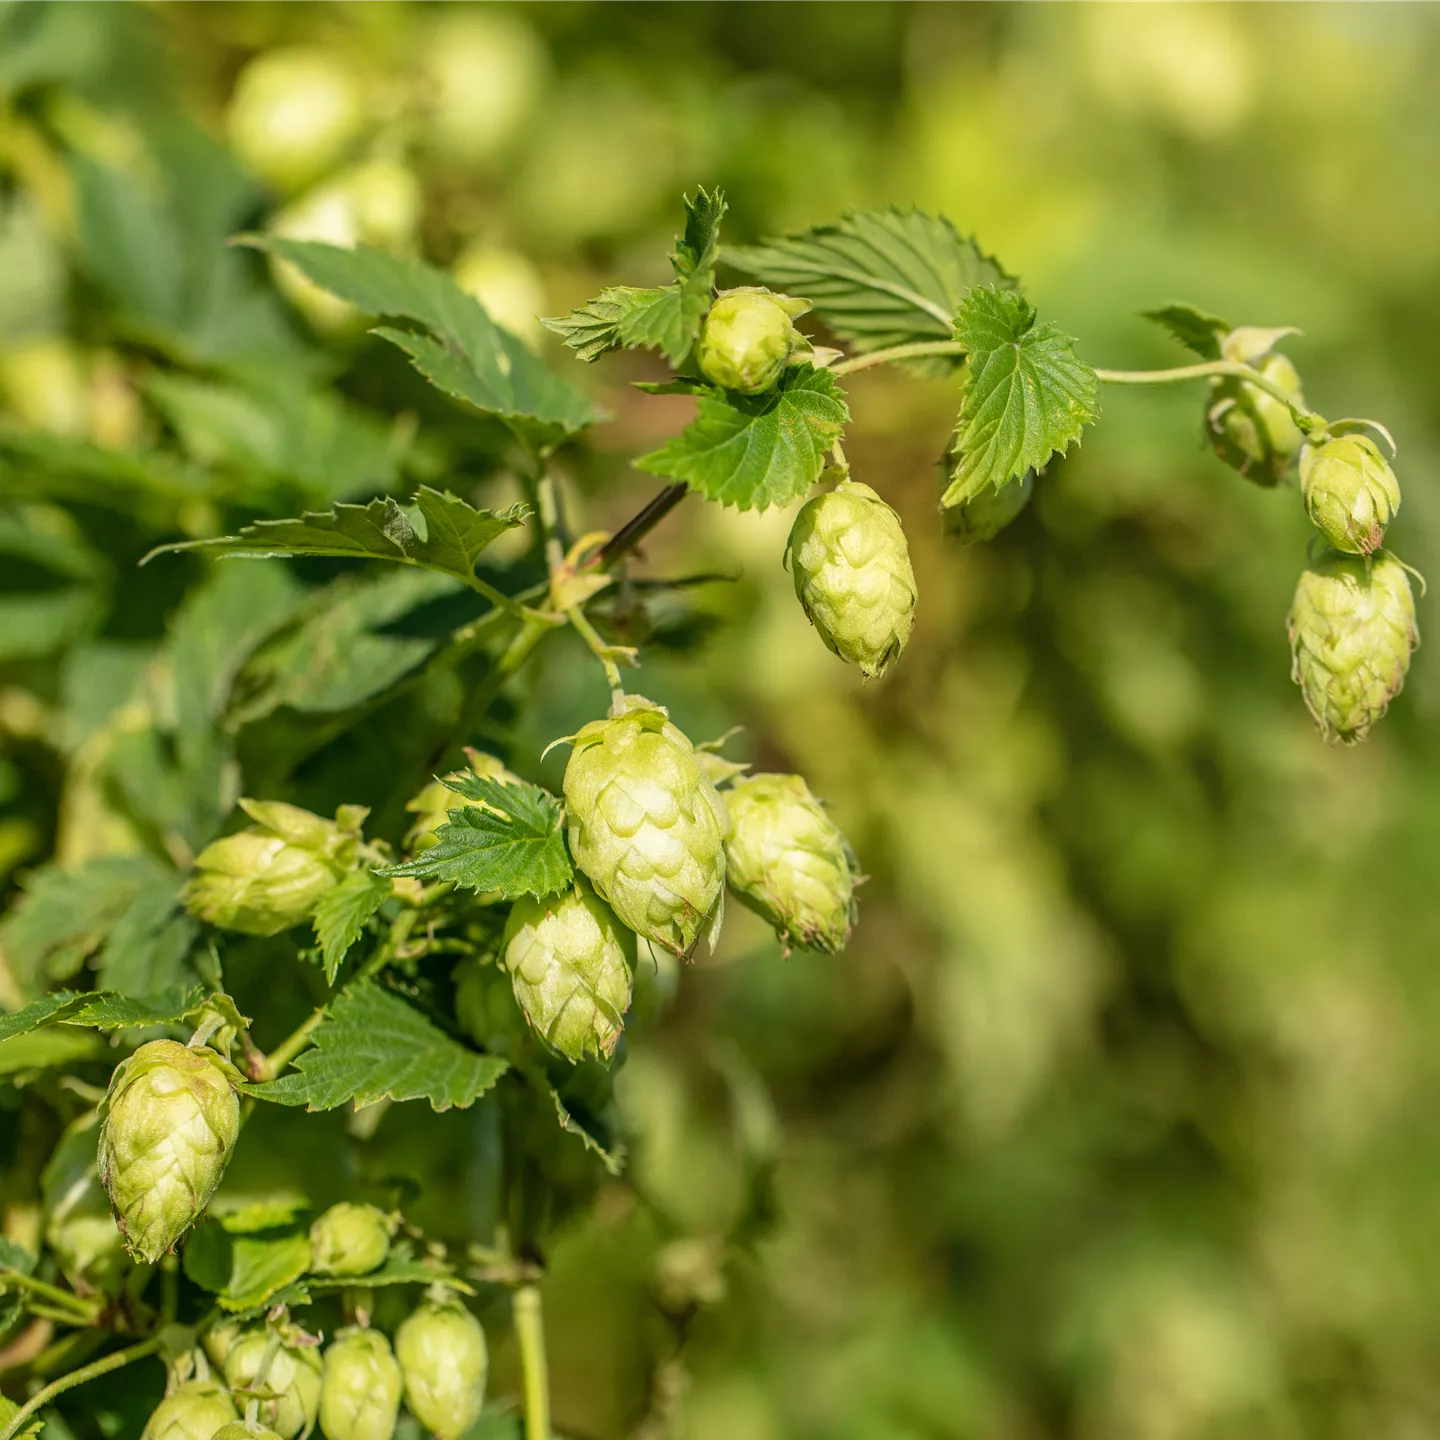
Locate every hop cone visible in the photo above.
<box><xmin>1206</xmin><ymin>352</ymin><xmax>1306</xmax><ymax>485</ymax></box>
<box><xmin>405</xmin><ymin>751</ymin><xmax>520</xmax><ymax>853</ymax></box>
<box><xmin>787</xmin><ymin>480</ymin><xmax>917</xmax><ymax>679</ymax></box>
<box><xmin>1300</xmin><ymin>434</ymin><xmax>1400</xmax><ymax>555</ymax></box>
<box><xmin>941</xmin><ymin>471</ymin><xmax>1034</xmax><ymax>546</ymax></box>
<box><xmin>42</xmin><ymin>1112</ymin><xmax>128</xmax><ymax>1293</ymax></box>
<box><xmin>724</xmin><ymin>774</ymin><xmax>860</xmax><ymax>954</ymax></box>
<box><xmin>502</xmin><ymin>884</ymin><xmax>635</xmax><ymax>1062</ymax></box>
<box><xmin>213</xmin><ymin>1426</ymin><xmax>284</xmax><ymax>1440</ymax></box>
<box><xmin>309</xmin><ymin>1202</ymin><xmax>393</xmax><ymax>1277</ymax></box>
<box><xmin>697</xmin><ymin>288</ymin><xmax>807</xmax><ymax>394</ymax></box>
<box><xmin>1288</xmin><ymin>549</ymin><xmax>1418</xmax><ymax>742</ymax></box>
<box><xmin>320</xmin><ymin>1329</ymin><xmax>402</xmax><ymax>1440</ymax></box>
<box><xmin>563</xmin><ymin>700</ymin><xmax>728</xmax><ymax>958</ymax></box>
<box><xmin>185</xmin><ymin>800</ymin><xmax>364</xmax><ymax>936</ymax></box>
<box><xmin>97</xmin><ymin>1040</ymin><xmax>240</xmax><ymax>1263</ymax></box>
<box><xmin>223</xmin><ymin>1330</ymin><xmax>323</xmax><ymax>1440</ymax></box>
<box><xmin>143</xmin><ymin>1381</ymin><xmax>238</xmax><ymax>1440</ymax></box>
<box><xmin>395</xmin><ymin>1301</ymin><xmax>488</xmax><ymax>1440</ymax></box>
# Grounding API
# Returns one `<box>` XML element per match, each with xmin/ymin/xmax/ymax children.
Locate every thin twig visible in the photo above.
<box><xmin>0</xmin><ymin>1333</ymin><xmax>163</xmax><ymax>1440</ymax></box>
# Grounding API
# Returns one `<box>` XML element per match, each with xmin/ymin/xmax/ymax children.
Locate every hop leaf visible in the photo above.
<box><xmin>319</xmin><ymin>1328</ymin><xmax>403</xmax><ymax>1440</ymax></box>
<box><xmin>404</xmin><ymin>752</ymin><xmax>521</xmax><ymax>854</ymax></box>
<box><xmin>395</xmin><ymin>1301</ymin><xmax>488</xmax><ymax>1440</ymax></box>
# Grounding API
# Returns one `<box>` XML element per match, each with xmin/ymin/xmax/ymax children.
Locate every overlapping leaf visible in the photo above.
<box><xmin>312</xmin><ymin>869</ymin><xmax>389</xmax><ymax>983</ymax></box>
<box><xmin>0</xmin><ymin>983</ymin><xmax>232</xmax><ymax>1043</ymax></box>
<box><xmin>1142</xmin><ymin>301</ymin><xmax>1231</xmax><ymax>360</ymax></box>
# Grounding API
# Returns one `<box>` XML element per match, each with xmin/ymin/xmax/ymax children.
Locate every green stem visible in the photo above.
<box><xmin>514</xmin><ymin>1283</ymin><xmax>551</xmax><ymax>1440</ymax></box>
<box><xmin>829</xmin><ymin>340</ymin><xmax>966</xmax><ymax>375</ymax></box>
<box><xmin>257</xmin><ymin>1008</ymin><xmax>326</xmax><ymax>1082</ymax></box>
<box><xmin>0</xmin><ymin>1272</ymin><xmax>101</xmax><ymax>1324</ymax></box>
<box><xmin>535</xmin><ymin>472</ymin><xmax>567</xmax><ymax>581</ymax></box>
<box><xmin>566</xmin><ymin>603</ymin><xmax>626</xmax><ymax>708</ymax></box>
<box><xmin>0</xmin><ymin>1334</ymin><xmax>163</xmax><ymax>1440</ymax></box>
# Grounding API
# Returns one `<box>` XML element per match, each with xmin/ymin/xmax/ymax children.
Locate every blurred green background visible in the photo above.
<box><xmin>3</xmin><ymin>3</ymin><xmax>1440</xmax><ymax>1437</ymax></box>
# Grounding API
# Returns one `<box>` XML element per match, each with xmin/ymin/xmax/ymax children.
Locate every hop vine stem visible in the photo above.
<box><xmin>0</xmin><ymin>1333</ymin><xmax>164</xmax><ymax>1440</ymax></box>
<box><xmin>514</xmin><ymin>1283</ymin><xmax>551</xmax><ymax>1440</ymax></box>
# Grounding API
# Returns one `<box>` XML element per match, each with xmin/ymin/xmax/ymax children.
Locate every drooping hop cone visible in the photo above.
<box><xmin>1206</xmin><ymin>352</ymin><xmax>1306</xmax><ymax>485</ymax></box>
<box><xmin>97</xmin><ymin>1040</ymin><xmax>240</xmax><ymax>1264</ymax></box>
<box><xmin>395</xmin><ymin>1301</ymin><xmax>488</xmax><ymax>1440</ymax></box>
<box><xmin>309</xmin><ymin>1202</ymin><xmax>393</xmax><ymax>1277</ymax></box>
<box><xmin>502</xmin><ymin>883</ymin><xmax>636</xmax><ymax>1062</ymax></box>
<box><xmin>405</xmin><ymin>751</ymin><xmax>520</xmax><ymax>853</ymax></box>
<box><xmin>563</xmin><ymin>700</ymin><xmax>728</xmax><ymax>958</ymax></box>
<box><xmin>1288</xmin><ymin>549</ymin><xmax>1418</xmax><ymax>742</ymax></box>
<box><xmin>697</xmin><ymin>288</ymin><xmax>808</xmax><ymax>395</ymax></box>
<box><xmin>787</xmin><ymin>480</ymin><xmax>917</xmax><ymax>679</ymax></box>
<box><xmin>724</xmin><ymin>774</ymin><xmax>860</xmax><ymax>955</ymax></box>
<box><xmin>320</xmin><ymin>1329</ymin><xmax>403</xmax><ymax>1440</ymax></box>
<box><xmin>185</xmin><ymin>799</ymin><xmax>366</xmax><ymax>936</ymax></box>
<box><xmin>223</xmin><ymin>1329</ymin><xmax>323</xmax><ymax>1440</ymax></box>
<box><xmin>143</xmin><ymin>1381</ymin><xmax>239</xmax><ymax>1440</ymax></box>
<box><xmin>1300</xmin><ymin>434</ymin><xmax>1401</xmax><ymax>555</ymax></box>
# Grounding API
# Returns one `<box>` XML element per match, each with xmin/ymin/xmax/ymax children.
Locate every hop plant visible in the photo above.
<box><xmin>213</xmin><ymin>1425</ymin><xmax>285</xmax><ymax>1440</ymax></box>
<box><xmin>1300</xmin><ymin>433</ymin><xmax>1401</xmax><ymax>555</ymax></box>
<box><xmin>1207</xmin><ymin>352</ymin><xmax>1307</xmax><ymax>485</ymax></box>
<box><xmin>42</xmin><ymin>1112</ymin><xmax>128</xmax><ymax>1293</ymax></box>
<box><xmin>223</xmin><ymin>1330</ymin><xmax>323</xmax><ymax>1440</ymax></box>
<box><xmin>143</xmin><ymin>1381</ymin><xmax>239</xmax><ymax>1440</ymax></box>
<box><xmin>941</xmin><ymin>471</ymin><xmax>1034</xmax><ymax>545</ymax></box>
<box><xmin>1288</xmin><ymin>549</ymin><xmax>1418</xmax><ymax>742</ymax></box>
<box><xmin>405</xmin><ymin>752</ymin><xmax>520</xmax><ymax>853</ymax></box>
<box><xmin>185</xmin><ymin>800</ymin><xmax>365</xmax><ymax>937</ymax></box>
<box><xmin>502</xmin><ymin>883</ymin><xmax>635</xmax><ymax>1062</ymax></box>
<box><xmin>724</xmin><ymin>774</ymin><xmax>860</xmax><ymax>954</ymax></box>
<box><xmin>563</xmin><ymin>700</ymin><xmax>729</xmax><ymax>958</ymax></box>
<box><xmin>309</xmin><ymin>1202</ymin><xmax>393</xmax><ymax>1277</ymax></box>
<box><xmin>697</xmin><ymin>288</ymin><xmax>809</xmax><ymax>394</ymax></box>
<box><xmin>787</xmin><ymin>479</ymin><xmax>917</xmax><ymax>678</ymax></box>
<box><xmin>319</xmin><ymin>1329</ymin><xmax>403</xmax><ymax>1440</ymax></box>
<box><xmin>395</xmin><ymin>1301</ymin><xmax>488</xmax><ymax>1440</ymax></box>
<box><xmin>453</xmin><ymin>958</ymin><xmax>521</xmax><ymax>1054</ymax></box>
<box><xmin>97</xmin><ymin>1040</ymin><xmax>240</xmax><ymax>1263</ymax></box>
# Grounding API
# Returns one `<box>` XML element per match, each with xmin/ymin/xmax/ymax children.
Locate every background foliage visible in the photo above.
<box><xmin>2</xmin><ymin>3</ymin><xmax>1439</xmax><ymax>1437</ymax></box>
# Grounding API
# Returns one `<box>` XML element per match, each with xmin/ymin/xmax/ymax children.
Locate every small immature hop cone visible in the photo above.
<box><xmin>185</xmin><ymin>800</ymin><xmax>364</xmax><ymax>937</ymax></box>
<box><xmin>697</xmin><ymin>288</ymin><xmax>809</xmax><ymax>394</ymax></box>
<box><xmin>1300</xmin><ymin>434</ymin><xmax>1401</xmax><ymax>555</ymax></box>
<box><xmin>309</xmin><ymin>1202</ymin><xmax>393</xmax><ymax>1277</ymax></box>
<box><xmin>787</xmin><ymin>480</ymin><xmax>917</xmax><ymax>679</ymax></box>
<box><xmin>395</xmin><ymin>1301</ymin><xmax>488</xmax><ymax>1440</ymax></box>
<box><xmin>1288</xmin><ymin>549</ymin><xmax>1418</xmax><ymax>742</ymax></box>
<box><xmin>502</xmin><ymin>884</ymin><xmax>636</xmax><ymax>1062</ymax></box>
<box><xmin>1206</xmin><ymin>351</ymin><xmax>1306</xmax><ymax>485</ymax></box>
<box><xmin>563</xmin><ymin>701</ymin><xmax>728</xmax><ymax>958</ymax></box>
<box><xmin>213</xmin><ymin>1425</ymin><xmax>285</xmax><ymax>1440</ymax></box>
<box><xmin>724</xmin><ymin>774</ymin><xmax>860</xmax><ymax>955</ymax></box>
<box><xmin>143</xmin><ymin>1381</ymin><xmax>239</xmax><ymax>1440</ymax></box>
<box><xmin>405</xmin><ymin>752</ymin><xmax>520</xmax><ymax>853</ymax></box>
<box><xmin>320</xmin><ymin>1329</ymin><xmax>403</xmax><ymax>1440</ymax></box>
<box><xmin>223</xmin><ymin>1329</ymin><xmax>323</xmax><ymax>1440</ymax></box>
<box><xmin>98</xmin><ymin>1040</ymin><xmax>240</xmax><ymax>1264</ymax></box>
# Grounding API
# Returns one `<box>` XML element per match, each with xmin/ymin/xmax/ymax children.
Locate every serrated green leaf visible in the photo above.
<box><xmin>184</xmin><ymin>1219</ymin><xmax>314</xmax><ymax>1312</ymax></box>
<box><xmin>551</xmin><ymin>1084</ymin><xmax>625</xmax><ymax>1177</ymax></box>
<box><xmin>379</xmin><ymin>777</ymin><xmax>572</xmax><ymax>899</ymax></box>
<box><xmin>942</xmin><ymin>288</ymin><xmax>1099</xmax><ymax>503</ymax></box>
<box><xmin>313</xmin><ymin>870</ymin><xmax>389</xmax><ymax>984</ymax></box>
<box><xmin>1142</xmin><ymin>301</ymin><xmax>1231</xmax><ymax>361</ymax></box>
<box><xmin>0</xmin><ymin>1027</ymin><xmax>106</xmax><ymax>1076</ymax></box>
<box><xmin>636</xmin><ymin>363</ymin><xmax>848</xmax><ymax>510</ymax></box>
<box><xmin>242</xmin><ymin>982</ymin><xmax>509</xmax><ymax>1112</ymax></box>
<box><xmin>0</xmin><ymin>984</ymin><xmax>238</xmax><ymax>1044</ymax></box>
<box><xmin>727</xmin><ymin>208</ymin><xmax>1014</xmax><ymax>374</ymax></box>
<box><xmin>0</xmin><ymin>992</ymin><xmax>90</xmax><ymax>1044</ymax></box>
<box><xmin>305</xmin><ymin>1253</ymin><xmax>474</xmax><ymax>1296</ymax></box>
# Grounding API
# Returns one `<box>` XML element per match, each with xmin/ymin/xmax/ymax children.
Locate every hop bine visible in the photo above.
<box><xmin>787</xmin><ymin>479</ymin><xmax>917</xmax><ymax>679</ymax></box>
<box><xmin>97</xmin><ymin>1040</ymin><xmax>240</xmax><ymax>1264</ymax></box>
<box><xmin>1288</xmin><ymin>548</ymin><xmax>1418</xmax><ymax>742</ymax></box>
<box><xmin>309</xmin><ymin>1202</ymin><xmax>393</xmax><ymax>1277</ymax></box>
<box><xmin>223</xmin><ymin>1328</ymin><xmax>323</xmax><ymax>1439</ymax></box>
<box><xmin>142</xmin><ymin>1381</ymin><xmax>238</xmax><ymax>1440</ymax></box>
<box><xmin>320</xmin><ymin>1329</ymin><xmax>403</xmax><ymax>1440</ymax></box>
<box><xmin>1300</xmin><ymin>433</ymin><xmax>1400</xmax><ymax>555</ymax></box>
<box><xmin>395</xmin><ymin>1300</ymin><xmax>488</xmax><ymax>1440</ymax></box>
<box><xmin>562</xmin><ymin>699</ymin><xmax>728</xmax><ymax>958</ymax></box>
<box><xmin>697</xmin><ymin>287</ymin><xmax>810</xmax><ymax>394</ymax></box>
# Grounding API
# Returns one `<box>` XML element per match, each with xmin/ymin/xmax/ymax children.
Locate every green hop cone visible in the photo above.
<box><xmin>143</xmin><ymin>1381</ymin><xmax>239</xmax><ymax>1440</ymax></box>
<box><xmin>42</xmin><ymin>1111</ymin><xmax>128</xmax><ymax>1293</ymax></box>
<box><xmin>1300</xmin><ymin>433</ymin><xmax>1401</xmax><ymax>555</ymax></box>
<box><xmin>185</xmin><ymin>800</ymin><xmax>365</xmax><ymax>937</ymax></box>
<box><xmin>97</xmin><ymin>1040</ymin><xmax>240</xmax><ymax>1264</ymax></box>
<box><xmin>1206</xmin><ymin>352</ymin><xmax>1307</xmax><ymax>485</ymax></box>
<box><xmin>213</xmin><ymin>1425</ymin><xmax>285</xmax><ymax>1440</ymax></box>
<box><xmin>320</xmin><ymin>1329</ymin><xmax>402</xmax><ymax>1440</ymax></box>
<box><xmin>787</xmin><ymin>479</ymin><xmax>917</xmax><ymax>679</ymax></box>
<box><xmin>223</xmin><ymin>1329</ymin><xmax>323</xmax><ymax>1440</ymax></box>
<box><xmin>502</xmin><ymin>883</ymin><xmax>635</xmax><ymax>1062</ymax></box>
<box><xmin>563</xmin><ymin>700</ymin><xmax>728</xmax><ymax>959</ymax></box>
<box><xmin>724</xmin><ymin>774</ymin><xmax>860</xmax><ymax>955</ymax></box>
<box><xmin>395</xmin><ymin>1301</ymin><xmax>488</xmax><ymax>1440</ymax></box>
<box><xmin>309</xmin><ymin>1202</ymin><xmax>393</xmax><ymax>1277</ymax></box>
<box><xmin>1288</xmin><ymin>549</ymin><xmax>1418</xmax><ymax>743</ymax></box>
<box><xmin>697</xmin><ymin>288</ymin><xmax>809</xmax><ymax>394</ymax></box>
<box><xmin>941</xmin><ymin>470</ymin><xmax>1034</xmax><ymax>545</ymax></box>
<box><xmin>405</xmin><ymin>751</ymin><xmax>520</xmax><ymax>853</ymax></box>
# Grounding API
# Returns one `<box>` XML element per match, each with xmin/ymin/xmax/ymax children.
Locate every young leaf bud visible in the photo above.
<box><xmin>319</xmin><ymin>1329</ymin><xmax>403</xmax><ymax>1440</ymax></box>
<box><xmin>223</xmin><ymin>1330</ymin><xmax>323</xmax><ymax>1440</ymax></box>
<box><xmin>143</xmin><ymin>1381</ymin><xmax>239</xmax><ymax>1440</ymax></box>
<box><xmin>405</xmin><ymin>753</ymin><xmax>521</xmax><ymax>854</ymax></box>
<box><xmin>787</xmin><ymin>480</ymin><xmax>917</xmax><ymax>679</ymax></box>
<box><xmin>1206</xmin><ymin>352</ymin><xmax>1306</xmax><ymax>485</ymax></box>
<box><xmin>1288</xmin><ymin>549</ymin><xmax>1418</xmax><ymax>742</ymax></box>
<box><xmin>97</xmin><ymin>1041</ymin><xmax>240</xmax><ymax>1264</ymax></box>
<box><xmin>309</xmin><ymin>1203</ymin><xmax>393</xmax><ymax>1277</ymax></box>
<box><xmin>724</xmin><ymin>774</ymin><xmax>860</xmax><ymax>954</ymax></box>
<box><xmin>698</xmin><ymin>289</ymin><xmax>809</xmax><ymax>394</ymax></box>
<box><xmin>563</xmin><ymin>700</ymin><xmax>729</xmax><ymax>958</ymax></box>
<box><xmin>1300</xmin><ymin>434</ymin><xmax>1401</xmax><ymax>555</ymax></box>
<box><xmin>501</xmin><ymin>884</ymin><xmax>635</xmax><ymax>1062</ymax></box>
<box><xmin>395</xmin><ymin>1301</ymin><xmax>488</xmax><ymax>1440</ymax></box>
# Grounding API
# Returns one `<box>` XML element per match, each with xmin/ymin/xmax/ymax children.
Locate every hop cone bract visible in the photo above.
<box><xmin>143</xmin><ymin>1381</ymin><xmax>238</xmax><ymax>1440</ymax></box>
<box><xmin>724</xmin><ymin>774</ymin><xmax>859</xmax><ymax>954</ymax></box>
<box><xmin>1288</xmin><ymin>549</ymin><xmax>1418</xmax><ymax>742</ymax></box>
<box><xmin>213</xmin><ymin>1425</ymin><xmax>284</xmax><ymax>1440</ymax></box>
<box><xmin>787</xmin><ymin>480</ymin><xmax>916</xmax><ymax>679</ymax></box>
<box><xmin>502</xmin><ymin>884</ymin><xmax>635</xmax><ymax>1062</ymax></box>
<box><xmin>309</xmin><ymin>1202</ymin><xmax>392</xmax><ymax>1277</ymax></box>
<box><xmin>97</xmin><ymin>1040</ymin><xmax>240</xmax><ymax>1263</ymax></box>
<box><xmin>1300</xmin><ymin>434</ymin><xmax>1400</xmax><ymax>555</ymax></box>
<box><xmin>563</xmin><ymin>701</ymin><xmax>728</xmax><ymax>958</ymax></box>
<box><xmin>320</xmin><ymin>1329</ymin><xmax>402</xmax><ymax>1440</ymax></box>
<box><xmin>405</xmin><ymin>751</ymin><xmax>520</xmax><ymax>853</ymax></box>
<box><xmin>697</xmin><ymin>289</ymin><xmax>806</xmax><ymax>394</ymax></box>
<box><xmin>395</xmin><ymin>1301</ymin><xmax>488</xmax><ymax>1440</ymax></box>
<box><xmin>223</xmin><ymin>1329</ymin><xmax>323</xmax><ymax>1440</ymax></box>
<box><xmin>1206</xmin><ymin>352</ymin><xmax>1306</xmax><ymax>485</ymax></box>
